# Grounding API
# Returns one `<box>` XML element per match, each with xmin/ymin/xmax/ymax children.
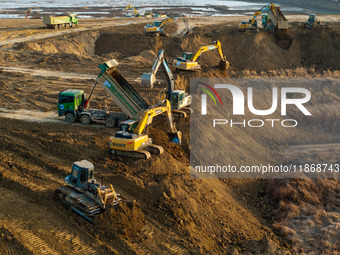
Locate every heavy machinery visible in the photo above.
<box><xmin>123</xmin><ymin>4</ymin><xmax>140</xmax><ymax>17</ymax></box>
<box><xmin>57</xmin><ymin>88</ymin><xmax>128</xmax><ymax>127</ymax></box>
<box><xmin>239</xmin><ymin>3</ymin><xmax>288</xmax><ymax>31</ymax></box>
<box><xmin>108</xmin><ymin>99</ymin><xmax>182</xmax><ymax>159</ymax></box>
<box><xmin>173</xmin><ymin>40</ymin><xmax>229</xmax><ymax>71</ymax></box>
<box><xmin>55</xmin><ymin>160</ymin><xmax>121</xmax><ymax>223</ymax></box>
<box><xmin>43</xmin><ymin>13</ymin><xmax>78</xmax><ymax>29</ymax></box>
<box><xmin>144</xmin><ymin>16</ymin><xmax>190</xmax><ymax>37</ymax></box>
<box><xmin>142</xmin><ymin>50</ymin><xmax>191</xmax><ymax>118</ymax></box>
<box><xmin>58</xmin><ymin>58</ymin><xmax>150</xmax><ymax>127</ymax></box>
<box><xmin>96</xmin><ymin>59</ymin><xmax>182</xmax><ymax>159</ymax></box>
<box><xmin>304</xmin><ymin>14</ymin><xmax>323</xmax><ymax>29</ymax></box>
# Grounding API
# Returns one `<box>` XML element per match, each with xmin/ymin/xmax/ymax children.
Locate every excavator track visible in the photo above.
<box><xmin>112</xmin><ymin>149</ymin><xmax>152</xmax><ymax>159</ymax></box>
<box><xmin>146</xmin><ymin>144</ymin><xmax>164</xmax><ymax>155</ymax></box>
<box><xmin>172</xmin><ymin>110</ymin><xmax>187</xmax><ymax>119</ymax></box>
<box><xmin>55</xmin><ymin>186</ymin><xmax>103</xmax><ymax>220</ymax></box>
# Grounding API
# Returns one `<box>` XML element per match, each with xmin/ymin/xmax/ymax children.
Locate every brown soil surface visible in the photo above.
<box><xmin>0</xmin><ymin>16</ymin><xmax>339</xmax><ymax>254</ymax></box>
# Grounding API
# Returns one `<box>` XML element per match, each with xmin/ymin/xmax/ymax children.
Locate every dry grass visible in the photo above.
<box><xmin>267</xmin><ymin>178</ymin><xmax>340</xmax><ymax>254</ymax></box>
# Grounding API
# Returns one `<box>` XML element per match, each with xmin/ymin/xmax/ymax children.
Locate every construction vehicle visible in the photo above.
<box><xmin>57</xmin><ymin>89</ymin><xmax>128</xmax><ymax>127</ymax></box>
<box><xmin>58</xmin><ymin>57</ymin><xmax>150</xmax><ymax>128</ymax></box>
<box><xmin>144</xmin><ymin>16</ymin><xmax>190</xmax><ymax>37</ymax></box>
<box><xmin>142</xmin><ymin>50</ymin><xmax>191</xmax><ymax>118</ymax></box>
<box><xmin>304</xmin><ymin>14</ymin><xmax>323</xmax><ymax>29</ymax></box>
<box><xmin>239</xmin><ymin>3</ymin><xmax>288</xmax><ymax>31</ymax></box>
<box><xmin>55</xmin><ymin>160</ymin><xmax>121</xmax><ymax>223</ymax></box>
<box><xmin>144</xmin><ymin>10</ymin><xmax>153</xmax><ymax>17</ymax></box>
<box><xmin>96</xmin><ymin>59</ymin><xmax>182</xmax><ymax>159</ymax></box>
<box><xmin>153</xmin><ymin>13</ymin><xmax>167</xmax><ymax>18</ymax></box>
<box><xmin>43</xmin><ymin>13</ymin><xmax>78</xmax><ymax>29</ymax></box>
<box><xmin>108</xmin><ymin>99</ymin><xmax>182</xmax><ymax>159</ymax></box>
<box><xmin>173</xmin><ymin>40</ymin><xmax>229</xmax><ymax>71</ymax></box>
<box><xmin>123</xmin><ymin>4</ymin><xmax>140</xmax><ymax>17</ymax></box>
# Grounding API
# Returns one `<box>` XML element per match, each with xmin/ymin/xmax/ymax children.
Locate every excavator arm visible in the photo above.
<box><xmin>133</xmin><ymin>99</ymin><xmax>181</xmax><ymax>143</ymax></box>
<box><xmin>124</xmin><ymin>4</ymin><xmax>139</xmax><ymax>16</ymax></box>
<box><xmin>240</xmin><ymin>2</ymin><xmax>275</xmax><ymax>28</ymax></box>
<box><xmin>191</xmin><ymin>41</ymin><xmax>229</xmax><ymax>70</ymax></box>
<box><xmin>141</xmin><ymin>50</ymin><xmax>175</xmax><ymax>98</ymax></box>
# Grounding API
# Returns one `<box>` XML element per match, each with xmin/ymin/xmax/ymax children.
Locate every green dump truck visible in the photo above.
<box><xmin>43</xmin><ymin>13</ymin><xmax>78</xmax><ymax>29</ymax></box>
<box><xmin>57</xmin><ymin>89</ymin><xmax>128</xmax><ymax>128</ymax></box>
<box><xmin>57</xmin><ymin>59</ymin><xmax>149</xmax><ymax>128</ymax></box>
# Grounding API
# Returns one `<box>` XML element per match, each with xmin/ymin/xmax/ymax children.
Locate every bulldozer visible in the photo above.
<box><xmin>173</xmin><ymin>40</ymin><xmax>229</xmax><ymax>71</ymax></box>
<box><xmin>109</xmin><ymin>99</ymin><xmax>182</xmax><ymax>159</ymax></box>
<box><xmin>55</xmin><ymin>160</ymin><xmax>121</xmax><ymax>223</ymax></box>
<box><xmin>142</xmin><ymin>50</ymin><xmax>191</xmax><ymax>118</ymax></box>
<box><xmin>304</xmin><ymin>14</ymin><xmax>323</xmax><ymax>29</ymax></box>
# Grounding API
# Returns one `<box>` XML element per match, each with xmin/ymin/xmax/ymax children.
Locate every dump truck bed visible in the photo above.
<box><xmin>97</xmin><ymin>67</ymin><xmax>149</xmax><ymax>120</ymax></box>
<box><xmin>43</xmin><ymin>15</ymin><xmax>70</xmax><ymax>25</ymax></box>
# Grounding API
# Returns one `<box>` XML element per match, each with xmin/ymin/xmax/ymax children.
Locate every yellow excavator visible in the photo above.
<box><xmin>123</xmin><ymin>4</ymin><xmax>140</xmax><ymax>17</ymax></box>
<box><xmin>239</xmin><ymin>2</ymin><xmax>288</xmax><ymax>30</ymax></box>
<box><xmin>173</xmin><ymin>40</ymin><xmax>229</xmax><ymax>71</ymax></box>
<box><xmin>144</xmin><ymin>16</ymin><xmax>191</xmax><ymax>37</ymax></box>
<box><xmin>109</xmin><ymin>99</ymin><xmax>182</xmax><ymax>159</ymax></box>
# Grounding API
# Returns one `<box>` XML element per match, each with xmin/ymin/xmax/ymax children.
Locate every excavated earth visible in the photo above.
<box><xmin>0</xmin><ymin>16</ymin><xmax>339</xmax><ymax>254</ymax></box>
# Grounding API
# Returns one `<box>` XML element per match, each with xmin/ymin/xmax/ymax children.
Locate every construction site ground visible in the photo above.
<box><xmin>0</xmin><ymin>16</ymin><xmax>339</xmax><ymax>254</ymax></box>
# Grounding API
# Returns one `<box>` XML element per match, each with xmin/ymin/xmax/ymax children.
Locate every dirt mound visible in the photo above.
<box><xmin>125</xmin><ymin>49</ymin><xmax>157</xmax><ymax>66</ymax></box>
<box><xmin>14</xmin><ymin>31</ymin><xmax>98</xmax><ymax>57</ymax></box>
<box><xmin>95</xmin><ymin>201</ymin><xmax>145</xmax><ymax>240</ymax></box>
<box><xmin>94</xmin><ymin>24</ymin><xmax>340</xmax><ymax>73</ymax></box>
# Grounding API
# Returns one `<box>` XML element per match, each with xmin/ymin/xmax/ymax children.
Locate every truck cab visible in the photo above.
<box><xmin>58</xmin><ymin>89</ymin><xmax>84</xmax><ymax>119</ymax></box>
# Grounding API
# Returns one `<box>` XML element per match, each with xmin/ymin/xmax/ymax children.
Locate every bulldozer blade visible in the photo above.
<box><xmin>168</xmin><ymin>131</ymin><xmax>182</xmax><ymax>145</ymax></box>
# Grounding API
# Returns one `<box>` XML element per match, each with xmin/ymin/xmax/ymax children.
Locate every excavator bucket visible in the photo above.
<box><xmin>219</xmin><ymin>59</ymin><xmax>230</xmax><ymax>71</ymax></box>
<box><xmin>168</xmin><ymin>131</ymin><xmax>182</xmax><ymax>145</ymax></box>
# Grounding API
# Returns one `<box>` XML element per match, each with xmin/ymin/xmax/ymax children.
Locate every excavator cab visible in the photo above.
<box><xmin>170</xmin><ymin>90</ymin><xmax>191</xmax><ymax>110</ymax></box>
<box><xmin>66</xmin><ymin>160</ymin><xmax>94</xmax><ymax>190</ymax></box>
<box><xmin>153</xmin><ymin>21</ymin><xmax>162</xmax><ymax>27</ymax></box>
<box><xmin>181</xmin><ymin>52</ymin><xmax>194</xmax><ymax>61</ymax></box>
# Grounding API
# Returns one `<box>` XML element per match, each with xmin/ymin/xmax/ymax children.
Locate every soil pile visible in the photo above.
<box><xmin>95</xmin><ymin>201</ymin><xmax>145</xmax><ymax>240</ymax></box>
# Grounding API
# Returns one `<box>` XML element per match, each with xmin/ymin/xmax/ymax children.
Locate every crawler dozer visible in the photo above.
<box><xmin>55</xmin><ymin>160</ymin><xmax>121</xmax><ymax>223</ymax></box>
<box><xmin>304</xmin><ymin>14</ymin><xmax>323</xmax><ymax>29</ymax></box>
<box><xmin>173</xmin><ymin>40</ymin><xmax>229</xmax><ymax>71</ymax></box>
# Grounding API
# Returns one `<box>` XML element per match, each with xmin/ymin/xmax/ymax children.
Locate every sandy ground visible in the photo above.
<box><xmin>0</xmin><ymin>15</ymin><xmax>339</xmax><ymax>254</ymax></box>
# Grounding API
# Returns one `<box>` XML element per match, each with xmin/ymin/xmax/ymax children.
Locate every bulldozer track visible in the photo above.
<box><xmin>55</xmin><ymin>186</ymin><xmax>103</xmax><ymax>217</ymax></box>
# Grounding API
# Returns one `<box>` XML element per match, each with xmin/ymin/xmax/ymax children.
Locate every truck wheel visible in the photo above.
<box><xmin>105</xmin><ymin>117</ymin><xmax>116</xmax><ymax>128</ymax></box>
<box><xmin>80</xmin><ymin>115</ymin><xmax>91</xmax><ymax>125</ymax></box>
<box><xmin>65</xmin><ymin>113</ymin><xmax>75</xmax><ymax>124</ymax></box>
